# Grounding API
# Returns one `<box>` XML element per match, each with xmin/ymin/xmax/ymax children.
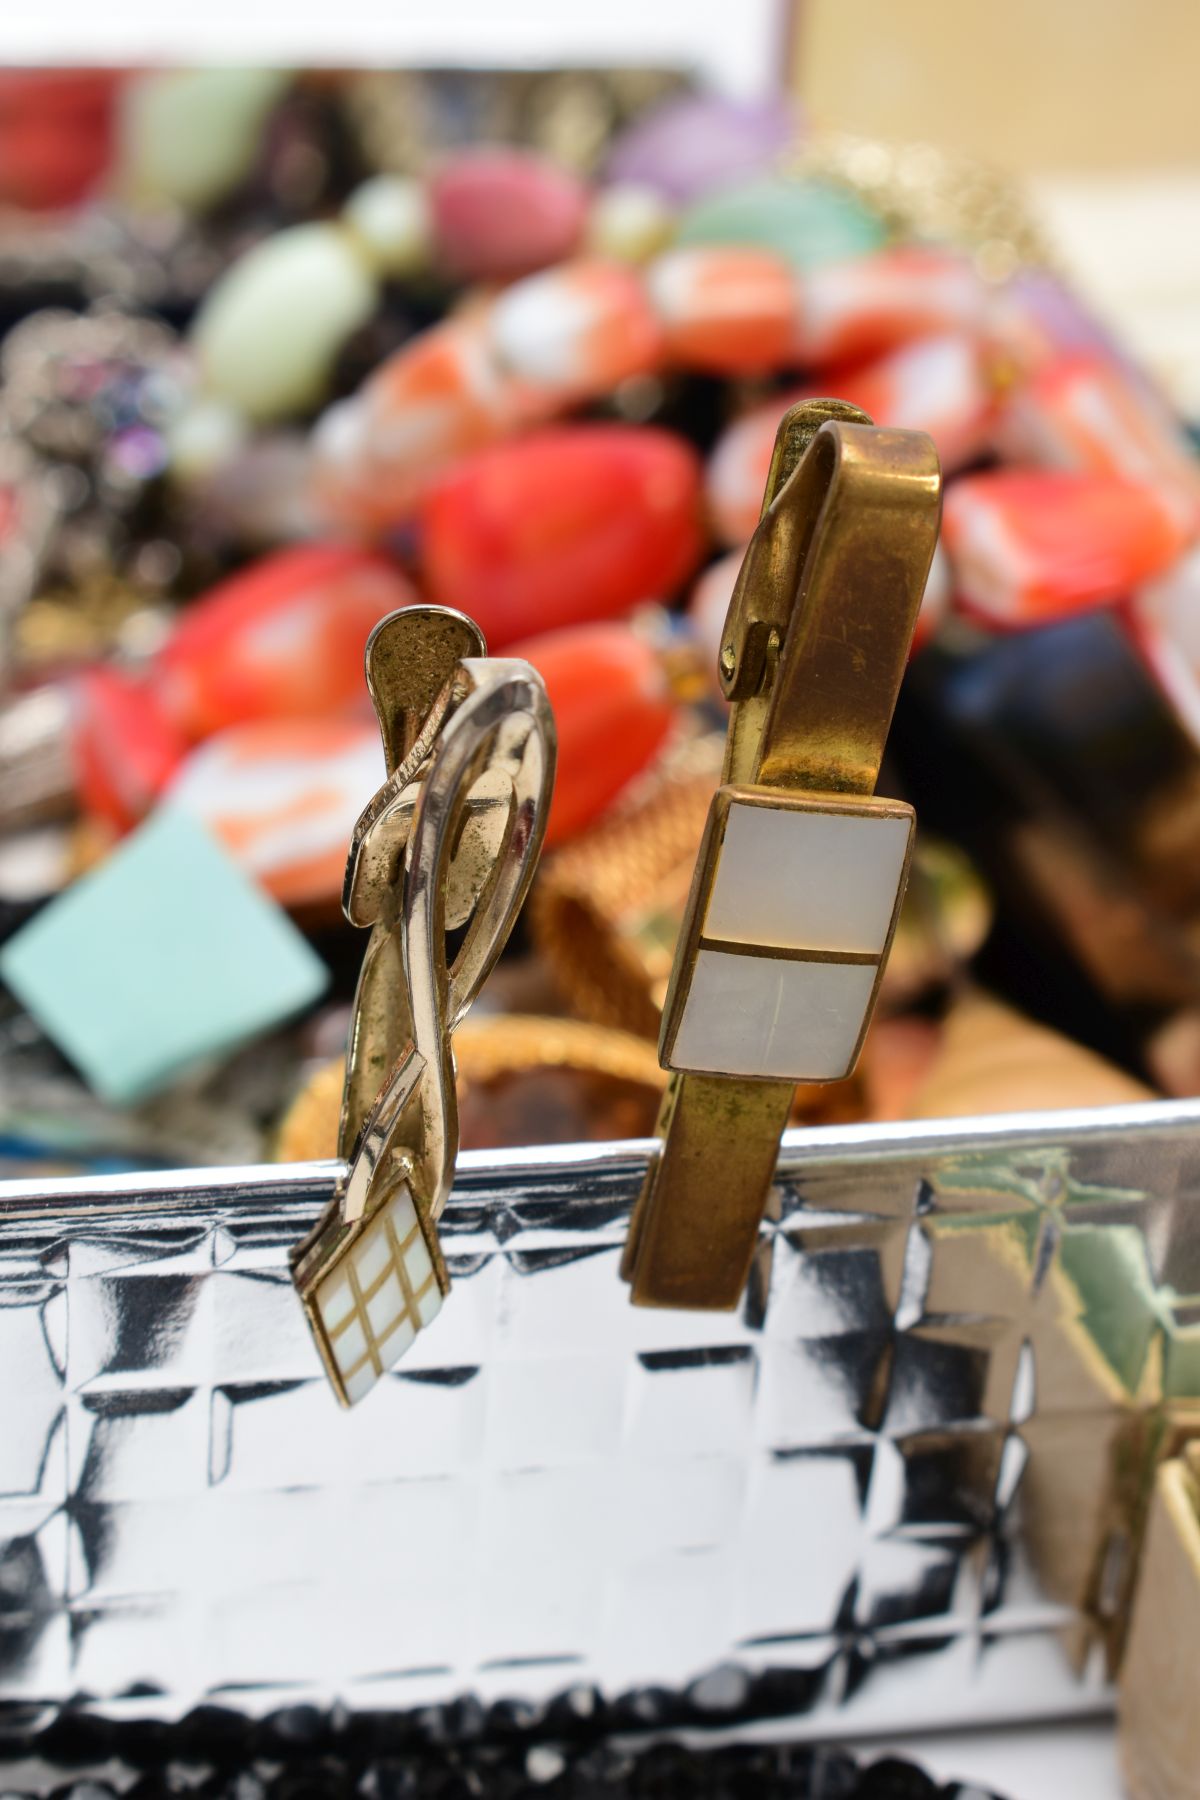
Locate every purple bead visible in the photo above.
<box><xmin>605</xmin><ymin>93</ymin><xmax>799</xmax><ymax>205</ymax></box>
<box><xmin>1006</xmin><ymin>268</ymin><xmax>1124</xmax><ymax>362</ymax></box>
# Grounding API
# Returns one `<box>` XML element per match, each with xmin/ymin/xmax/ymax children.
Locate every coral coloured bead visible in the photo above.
<box><xmin>799</xmin><ymin>246</ymin><xmax>983</xmax><ymax>365</ymax></box>
<box><xmin>417</xmin><ymin>426</ymin><xmax>705</xmax><ymax>648</ymax></box>
<box><xmin>164</xmin><ymin>716</ymin><xmax>382</xmax><ymax>909</ymax></box>
<box><xmin>154</xmin><ymin>543</ymin><xmax>418</xmax><ymax>740</ymax></box>
<box><xmin>489</xmin><ymin>258</ymin><xmax>665</xmax><ymax>397</ymax></box>
<box><xmin>312</xmin><ymin>318</ymin><xmax>522</xmax><ymax>530</ymax></box>
<box><xmin>942</xmin><ymin>469</ymin><xmax>1190</xmax><ymax>627</ymax></box>
<box><xmin>648</xmin><ymin>246</ymin><xmax>800</xmax><ymax>375</ymax></box>
<box><xmin>996</xmin><ymin>351</ymin><xmax>1200</xmax><ymax>533</ymax></box>
<box><xmin>428</xmin><ymin>148</ymin><xmax>588</xmax><ymax>281</ymax></box>
<box><xmin>509</xmin><ymin>623</ymin><xmax>676</xmax><ymax>847</ymax></box>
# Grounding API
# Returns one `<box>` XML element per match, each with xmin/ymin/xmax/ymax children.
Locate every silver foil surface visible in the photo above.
<box><xmin>3</xmin><ymin>1101</ymin><xmax>1200</xmax><ymax>1740</ymax></box>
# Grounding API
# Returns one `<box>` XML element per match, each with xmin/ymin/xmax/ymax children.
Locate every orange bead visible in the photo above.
<box><xmin>165</xmin><ymin>716</ymin><xmax>382</xmax><ymax>910</ymax></box>
<box><xmin>418</xmin><ymin>425</ymin><xmax>705</xmax><ymax>647</ymax></box>
<box><xmin>489</xmin><ymin>257</ymin><xmax>665</xmax><ymax>397</ymax></box>
<box><xmin>799</xmin><ymin>246</ymin><xmax>983</xmax><ymax>366</ymax></box>
<box><xmin>510</xmin><ymin>622</ymin><xmax>676</xmax><ymax>847</ymax></box>
<box><xmin>312</xmin><ymin>317</ymin><xmax>524</xmax><ymax>530</ymax></box>
<box><xmin>996</xmin><ymin>351</ymin><xmax>1200</xmax><ymax>534</ymax></box>
<box><xmin>154</xmin><ymin>542</ymin><xmax>417</xmax><ymax>739</ymax></box>
<box><xmin>942</xmin><ymin>469</ymin><xmax>1190</xmax><ymax>627</ymax></box>
<box><xmin>647</xmin><ymin>246</ymin><xmax>800</xmax><ymax>375</ymax></box>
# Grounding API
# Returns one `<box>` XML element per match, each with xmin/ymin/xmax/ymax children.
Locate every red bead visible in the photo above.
<box><xmin>942</xmin><ymin>469</ymin><xmax>1191</xmax><ymax>627</ymax></box>
<box><xmin>510</xmin><ymin>622</ymin><xmax>676</xmax><ymax>846</ymax></box>
<box><xmin>429</xmin><ymin>148</ymin><xmax>589</xmax><ymax>281</ymax></box>
<box><xmin>154</xmin><ymin>542</ymin><xmax>418</xmax><ymax>739</ymax></box>
<box><xmin>71</xmin><ymin>665</ymin><xmax>187</xmax><ymax>832</ymax></box>
<box><xmin>418</xmin><ymin>425</ymin><xmax>706</xmax><ymax>647</ymax></box>
<box><xmin>0</xmin><ymin>70</ymin><xmax>122</xmax><ymax>209</ymax></box>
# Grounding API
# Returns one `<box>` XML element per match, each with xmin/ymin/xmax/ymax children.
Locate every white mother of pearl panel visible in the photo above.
<box><xmin>314</xmin><ymin>1182</ymin><xmax>442</xmax><ymax>1406</ymax></box>
<box><xmin>705</xmin><ymin>801</ymin><xmax>912</xmax><ymax>955</ymax></box>
<box><xmin>670</xmin><ymin>949</ymin><xmax>879</xmax><ymax>1083</ymax></box>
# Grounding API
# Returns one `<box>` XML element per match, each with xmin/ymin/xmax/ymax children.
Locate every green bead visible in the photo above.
<box><xmin>675</xmin><ymin>176</ymin><xmax>886</xmax><ymax>270</ymax></box>
<box><xmin>120</xmin><ymin>68</ymin><xmax>289</xmax><ymax>213</ymax></box>
<box><xmin>193</xmin><ymin>223</ymin><xmax>376</xmax><ymax>422</ymax></box>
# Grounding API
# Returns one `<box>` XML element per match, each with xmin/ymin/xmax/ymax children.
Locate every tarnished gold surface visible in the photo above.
<box><xmin>290</xmin><ymin>604</ymin><xmax>555</xmax><ymax>1403</ymax></box>
<box><xmin>624</xmin><ymin>400</ymin><xmax>941</xmax><ymax>1310</ymax></box>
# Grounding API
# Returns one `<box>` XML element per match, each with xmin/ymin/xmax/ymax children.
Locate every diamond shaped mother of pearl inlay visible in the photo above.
<box><xmin>312</xmin><ymin>1182</ymin><xmax>443</xmax><ymax>1405</ymax></box>
<box><xmin>662</xmin><ymin>786</ymin><xmax>914</xmax><ymax>1084</ymax></box>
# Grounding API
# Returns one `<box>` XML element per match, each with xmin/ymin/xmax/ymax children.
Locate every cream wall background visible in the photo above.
<box><xmin>795</xmin><ymin>0</ymin><xmax>1200</xmax><ymax>411</ymax></box>
<box><xmin>795</xmin><ymin>0</ymin><xmax>1199</xmax><ymax>172</ymax></box>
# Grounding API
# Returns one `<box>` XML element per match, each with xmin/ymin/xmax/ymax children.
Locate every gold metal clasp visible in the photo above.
<box><xmin>291</xmin><ymin>604</ymin><xmax>556</xmax><ymax>1404</ymax></box>
<box><xmin>622</xmin><ymin>399</ymin><xmax>942</xmax><ymax>1311</ymax></box>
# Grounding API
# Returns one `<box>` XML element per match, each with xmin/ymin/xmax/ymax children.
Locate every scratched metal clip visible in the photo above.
<box><xmin>292</xmin><ymin>605</ymin><xmax>556</xmax><ymax>1404</ymax></box>
<box><xmin>622</xmin><ymin>399</ymin><xmax>942</xmax><ymax>1310</ymax></box>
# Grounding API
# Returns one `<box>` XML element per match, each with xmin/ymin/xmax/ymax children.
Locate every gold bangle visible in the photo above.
<box><xmin>276</xmin><ymin>1013</ymin><xmax>669</xmax><ymax>1165</ymax></box>
<box><xmin>528</xmin><ymin>735</ymin><xmax>722</xmax><ymax>1039</ymax></box>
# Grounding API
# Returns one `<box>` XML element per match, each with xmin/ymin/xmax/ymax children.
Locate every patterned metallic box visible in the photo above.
<box><xmin>3</xmin><ymin>1101</ymin><xmax>1200</xmax><ymax>1743</ymax></box>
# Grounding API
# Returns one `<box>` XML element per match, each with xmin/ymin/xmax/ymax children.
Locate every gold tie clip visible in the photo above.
<box><xmin>292</xmin><ymin>605</ymin><xmax>555</xmax><ymax>1404</ymax></box>
<box><xmin>622</xmin><ymin>399</ymin><xmax>942</xmax><ymax>1310</ymax></box>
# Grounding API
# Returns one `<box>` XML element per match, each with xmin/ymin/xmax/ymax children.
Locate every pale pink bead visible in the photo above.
<box><xmin>706</xmin><ymin>400</ymin><xmax>783</xmax><ymax>545</ymax></box>
<box><xmin>1128</xmin><ymin>542</ymin><xmax>1200</xmax><ymax>747</ymax></box>
<box><xmin>489</xmin><ymin>258</ymin><xmax>664</xmax><ymax>399</ymax></box>
<box><xmin>686</xmin><ymin>549</ymin><xmax>742</xmax><ymax>685</ymax></box>
<box><xmin>428</xmin><ymin>148</ymin><xmax>588</xmax><ymax>281</ymax></box>
<box><xmin>994</xmin><ymin>351</ymin><xmax>1200</xmax><ymax>534</ymax></box>
<box><xmin>799</xmin><ymin>247</ymin><xmax>984</xmax><ymax>365</ymax></box>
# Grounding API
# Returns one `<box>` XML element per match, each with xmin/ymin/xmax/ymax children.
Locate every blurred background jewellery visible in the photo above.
<box><xmin>290</xmin><ymin>605</ymin><xmax>555</xmax><ymax>1405</ymax></box>
<box><xmin>623</xmin><ymin>398</ymin><xmax>941</xmax><ymax>1310</ymax></box>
